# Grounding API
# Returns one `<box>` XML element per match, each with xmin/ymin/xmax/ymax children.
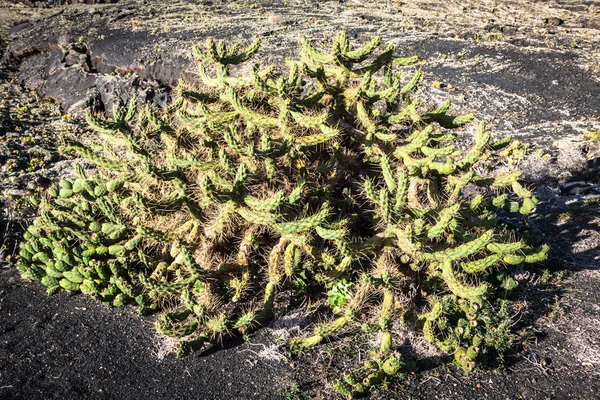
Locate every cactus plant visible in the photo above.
<box><xmin>13</xmin><ymin>31</ymin><xmax>548</xmax><ymax>397</ymax></box>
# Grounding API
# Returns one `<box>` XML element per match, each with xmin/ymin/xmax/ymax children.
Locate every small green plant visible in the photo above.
<box><xmin>15</xmin><ymin>104</ymin><xmax>30</xmax><ymax>115</ymax></box>
<box><xmin>25</xmin><ymin>157</ymin><xmax>45</xmax><ymax>173</ymax></box>
<box><xmin>537</xmin><ymin>269</ymin><xmax>569</xmax><ymax>288</ymax></box>
<box><xmin>557</xmin><ymin>212</ymin><xmax>572</xmax><ymax>223</ymax></box>
<box><xmin>586</xmin><ymin>131</ymin><xmax>600</xmax><ymax>142</ymax></box>
<box><xmin>21</xmin><ymin>136</ymin><xmax>35</xmax><ymax>146</ymax></box>
<box><xmin>276</xmin><ymin>383</ymin><xmax>309</xmax><ymax>400</ymax></box>
<box><xmin>13</xmin><ymin>32</ymin><xmax>547</xmax><ymax>397</ymax></box>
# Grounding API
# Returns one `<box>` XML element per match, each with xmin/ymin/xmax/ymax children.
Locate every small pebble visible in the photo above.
<box><xmin>267</xmin><ymin>14</ymin><xmax>285</xmax><ymax>26</ymax></box>
<box><xmin>540</xmin><ymin>357</ymin><xmax>552</xmax><ymax>367</ymax></box>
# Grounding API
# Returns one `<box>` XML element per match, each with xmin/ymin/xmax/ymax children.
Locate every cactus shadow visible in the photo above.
<box><xmin>197</xmin><ymin>335</ymin><xmax>248</xmax><ymax>356</ymax></box>
<box><xmin>396</xmin><ymin>338</ymin><xmax>452</xmax><ymax>373</ymax></box>
<box><xmin>499</xmin><ymin>191</ymin><xmax>600</xmax><ymax>366</ymax></box>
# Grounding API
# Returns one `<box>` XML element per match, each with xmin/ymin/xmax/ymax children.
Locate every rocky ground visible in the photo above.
<box><xmin>1</xmin><ymin>0</ymin><xmax>599</xmax><ymax>399</ymax></box>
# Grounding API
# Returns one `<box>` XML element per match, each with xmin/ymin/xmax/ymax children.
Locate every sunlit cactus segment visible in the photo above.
<box><xmin>13</xmin><ymin>31</ymin><xmax>547</xmax><ymax>397</ymax></box>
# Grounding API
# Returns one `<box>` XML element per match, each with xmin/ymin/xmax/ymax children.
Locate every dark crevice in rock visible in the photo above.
<box><xmin>61</xmin><ymin>42</ymin><xmax>96</xmax><ymax>73</ymax></box>
<box><xmin>3</xmin><ymin>32</ymin><xmax>172</xmax><ymax>117</ymax></box>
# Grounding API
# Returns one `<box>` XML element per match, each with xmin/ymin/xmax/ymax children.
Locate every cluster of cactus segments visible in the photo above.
<box><xmin>14</xmin><ymin>31</ymin><xmax>548</xmax><ymax>397</ymax></box>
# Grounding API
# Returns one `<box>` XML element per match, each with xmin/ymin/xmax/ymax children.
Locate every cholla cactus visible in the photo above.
<box><xmin>14</xmin><ymin>31</ymin><xmax>547</xmax><ymax>397</ymax></box>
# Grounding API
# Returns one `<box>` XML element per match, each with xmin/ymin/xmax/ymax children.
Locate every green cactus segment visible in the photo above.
<box><xmin>205</xmin><ymin>201</ymin><xmax>237</xmax><ymax>239</ymax></box>
<box><xmin>156</xmin><ymin>312</ymin><xmax>199</xmax><ymax>338</ymax></box>
<box><xmin>378</xmin><ymin>289</ymin><xmax>394</xmax><ymax>357</ymax></box>
<box><xmin>236</xmin><ymin>203</ymin><xmax>277</xmax><ymax>225</ymax></box>
<box><xmin>441</xmin><ymin>260</ymin><xmax>488</xmax><ymax>300</ymax></box>
<box><xmin>461</xmin><ymin>254</ymin><xmax>503</xmax><ymax>274</ymax></box>
<box><xmin>380</xmin><ymin>154</ymin><xmax>396</xmax><ymax>192</ymax></box>
<box><xmin>61</xmin><ymin>138</ymin><xmax>124</xmax><ymax>171</ymax></box>
<box><xmin>420</xmin><ymin>230</ymin><xmax>495</xmax><ymax>262</ymax></box>
<box><xmin>487</xmin><ymin>241</ymin><xmax>525</xmax><ymax>255</ymax></box>
<box><xmin>422</xmin><ymin>299</ymin><xmax>443</xmax><ymax>344</ymax></box>
<box><xmin>273</xmin><ymin>203</ymin><xmax>330</xmax><ymax>234</ymax></box>
<box><xmin>295</xmin><ymin>126</ymin><xmax>339</xmax><ymax>147</ymax></box>
<box><xmin>425</xmin><ymin>100</ymin><xmax>475</xmax><ymax>128</ymax></box>
<box><xmin>525</xmin><ymin>245</ymin><xmax>550</xmax><ymax>264</ymax></box>
<box><xmin>458</xmin><ymin>121</ymin><xmax>490</xmax><ymax>168</ymax></box>
<box><xmin>315</xmin><ymin>226</ymin><xmax>346</xmax><ymax>241</ymax></box>
<box><xmin>455</xmin><ymin>347</ymin><xmax>476</xmax><ymax>373</ymax></box>
<box><xmin>13</xmin><ymin>31</ymin><xmax>548</xmax><ymax>395</ymax></box>
<box><xmin>244</xmin><ymin>191</ymin><xmax>285</xmax><ymax>212</ymax></box>
<box><xmin>290</xmin><ymin>315</ymin><xmax>349</xmax><ymax>352</ymax></box>
<box><xmin>427</xmin><ymin>204</ymin><xmax>460</xmax><ymax>239</ymax></box>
